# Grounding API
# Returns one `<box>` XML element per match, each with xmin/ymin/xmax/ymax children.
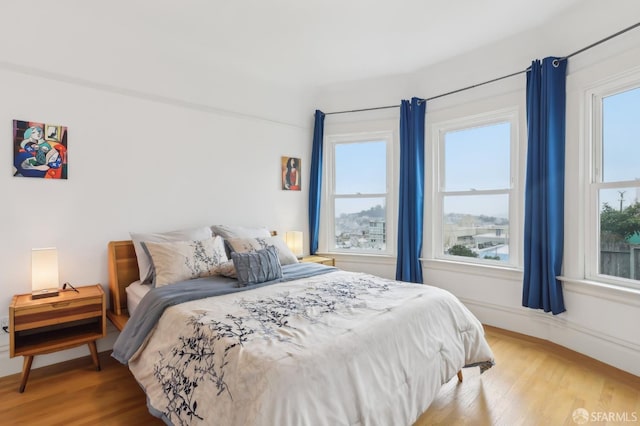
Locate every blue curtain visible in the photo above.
<box><xmin>309</xmin><ymin>110</ymin><xmax>325</xmax><ymax>255</ymax></box>
<box><xmin>522</xmin><ymin>57</ymin><xmax>567</xmax><ymax>315</ymax></box>
<box><xmin>395</xmin><ymin>97</ymin><xmax>425</xmax><ymax>283</ymax></box>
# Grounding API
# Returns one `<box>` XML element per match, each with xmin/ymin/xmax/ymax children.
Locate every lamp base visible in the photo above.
<box><xmin>31</xmin><ymin>288</ymin><xmax>59</xmax><ymax>299</ymax></box>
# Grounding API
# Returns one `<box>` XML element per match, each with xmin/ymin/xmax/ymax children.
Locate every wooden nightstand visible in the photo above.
<box><xmin>9</xmin><ymin>284</ymin><xmax>106</xmax><ymax>393</ymax></box>
<box><xmin>301</xmin><ymin>255</ymin><xmax>335</xmax><ymax>266</ymax></box>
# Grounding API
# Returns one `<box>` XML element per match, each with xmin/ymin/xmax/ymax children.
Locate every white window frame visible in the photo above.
<box><xmin>586</xmin><ymin>75</ymin><xmax>640</xmax><ymax>290</ymax></box>
<box><xmin>323</xmin><ymin>130</ymin><xmax>394</xmax><ymax>256</ymax></box>
<box><xmin>431</xmin><ymin>108</ymin><xmax>520</xmax><ymax>267</ymax></box>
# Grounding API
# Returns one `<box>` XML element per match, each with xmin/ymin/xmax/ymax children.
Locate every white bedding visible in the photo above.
<box><xmin>127</xmin><ymin>270</ymin><xmax>494</xmax><ymax>425</ymax></box>
<box><xmin>125</xmin><ymin>280</ymin><xmax>150</xmax><ymax>315</ymax></box>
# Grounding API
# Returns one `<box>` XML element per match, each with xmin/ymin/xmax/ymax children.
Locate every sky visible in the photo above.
<box><xmin>600</xmin><ymin>86</ymin><xmax>640</xmax><ymax>209</ymax></box>
<box><xmin>333</xmin><ymin>125</ymin><xmax>513</xmax><ymax>219</ymax></box>
<box><xmin>332</xmin><ymin>86</ymin><xmax>639</xmax><ymax>218</ymax></box>
<box><xmin>443</xmin><ymin>121</ymin><xmax>511</xmax><ymax>218</ymax></box>
<box><xmin>334</xmin><ymin>140</ymin><xmax>386</xmax><ymax>216</ymax></box>
<box><xmin>444</xmin><ymin>122</ymin><xmax>510</xmax><ymax>192</ymax></box>
<box><xmin>335</xmin><ymin>140</ymin><xmax>386</xmax><ymax>194</ymax></box>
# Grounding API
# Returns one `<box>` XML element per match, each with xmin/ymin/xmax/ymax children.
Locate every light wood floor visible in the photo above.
<box><xmin>416</xmin><ymin>326</ymin><xmax>640</xmax><ymax>426</ymax></box>
<box><xmin>0</xmin><ymin>351</ymin><xmax>163</xmax><ymax>426</ymax></box>
<box><xmin>0</xmin><ymin>326</ymin><xmax>638</xmax><ymax>425</ymax></box>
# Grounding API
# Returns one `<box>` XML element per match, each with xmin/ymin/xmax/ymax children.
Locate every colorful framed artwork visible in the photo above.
<box><xmin>281</xmin><ymin>156</ymin><xmax>301</xmax><ymax>191</ymax></box>
<box><xmin>13</xmin><ymin>120</ymin><xmax>68</xmax><ymax>179</ymax></box>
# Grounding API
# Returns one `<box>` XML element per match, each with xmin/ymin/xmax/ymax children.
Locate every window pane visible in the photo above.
<box><xmin>443</xmin><ymin>194</ymin><xmax>509</xmax><ymax>262</ymax></box>
<box><xmin>444</xmin><ymin>122</ymin><xmax>510</xmax><ymax>191</ymax></box>
<box><xmin>602</xmin><ymin>87</ymin><xmax>640</xmax><ymax>182</ymax></box>
<box><xmin>335</xmin><ymin>141</ymin><xmax>386</xmax><ymax>194</ymax></box>
<box><xmin>334</xmin><ymin>198</ymin><xmax>386</xmax><ymax>251</ymax></box>
<box><xmin>599</xmin><ymin>187</ymin><xmax>640</xmax><ymax>280</ymax></box>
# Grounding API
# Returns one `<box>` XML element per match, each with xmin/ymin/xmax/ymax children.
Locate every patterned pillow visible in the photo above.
<box><xmin>217</xmin><ymin>260</ymin><xmax>237</xmax><ymax>279</ymax></box>
<box><xmin>211</xmin><ymin>225</ymin><xmax>273</xmax><ymax>258</ymax></box>
<box><xmin>225</xmin><ymin>236</ymin><xmax>299</xmax><ymax>266</ymax></box>
<box><xmin>130</xmin><ymin>226</ymin><xmax>213</xmax><ymax>283</ymax></box>
<box><xmin>210</xmin><ymin>224</ymin><xmax>272</xmax><ymax>239</ymax></box>
<box><xmin>144</xmin><ymin>236</ymin><xmax>228</xmax><ymax>287</ymax></box>
<box><xmin>231</xmin><ymin>246</ymin><xmax>282</xmax><ymax>287</ymax></box>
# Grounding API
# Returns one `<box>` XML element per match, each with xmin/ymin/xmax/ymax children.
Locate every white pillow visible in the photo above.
<box><xmin>130</xmin><ymin>226</ymin><xmax>212</xmax><ymax>283</ymax></box>
<box><xmin>211</xmin><ymin>225</ymin><xmax>271</xmax><ymax>239</ymax></box>
<box><xmin>225</xmin><ymin>236</ymin><xmax>299</xmax><ymax>266</ymax></box>
<box><xmin>143</xmin><ymin>236</ymin><xmax>228</xmax><ymax>287</ymax></box>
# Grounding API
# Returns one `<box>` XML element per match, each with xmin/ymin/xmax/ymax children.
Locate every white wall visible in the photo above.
<box><xmin>316</xmin><ymin>1</ymin><xmax>640</xmax><ymax>376</ymax></box>
<box><xmin>0</xmin><ymin>7</ymin><xmax>313</xmax><ymax>376</ymax></box>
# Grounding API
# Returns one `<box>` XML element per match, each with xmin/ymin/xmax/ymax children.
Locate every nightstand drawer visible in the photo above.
<box><xmin>13</xmin><ymin>297</ymin><xmax>103</xmax><ymax>331</ymax></box>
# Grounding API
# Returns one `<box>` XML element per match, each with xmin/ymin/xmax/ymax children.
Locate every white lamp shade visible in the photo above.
<box><xmin>32</xmin><ymin>248</ymin><xmax>59</xmax><ymax>292</ymax></box>
<box><xmin>285</xmin><ymin>231</ymin><xmax>304</xmax><ymax>258</ymax></box>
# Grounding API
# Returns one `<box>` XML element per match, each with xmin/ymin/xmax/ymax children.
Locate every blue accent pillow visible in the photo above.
<box><xmin>231</xmin><ymin>245</ymin><xmax>283</xmax><ymax>287</ymax></box>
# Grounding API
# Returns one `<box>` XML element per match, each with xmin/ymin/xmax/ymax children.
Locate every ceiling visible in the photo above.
<box><xmin>6</xmin><ymin>1</ymin><xmax>586</xmax><ymax>91</ymax></box>
<box><xmin>123</xmin><ymin>0</ymin><xmax>584</xmax><ymax>89</ymax></box>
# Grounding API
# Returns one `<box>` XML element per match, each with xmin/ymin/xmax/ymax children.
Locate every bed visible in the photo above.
<box><xmin>108</xmin><ymin>234</ymin><xmax>494</xmax><ymax>426</ymax></box>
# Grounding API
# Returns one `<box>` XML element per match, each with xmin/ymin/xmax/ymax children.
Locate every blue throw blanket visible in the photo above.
<box><xmin>112</xmin><ymin>262</ymin><xmax>336</xmax><ymax>364</ymax></box>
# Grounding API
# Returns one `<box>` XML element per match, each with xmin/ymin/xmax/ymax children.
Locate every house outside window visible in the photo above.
<box><xmin>324</xmin><ymin>131</ymin><xmax>393</xmax><ymax>255</ymax></box>
<box><xmin>432</xmin><ymin>109</ymin><xmax>519</xmax><ymax>266</ymax></box>
<box><xmin>588</xmin><ymin>82</ymin><xmax>640</xmax><ymax>288</ymax></box>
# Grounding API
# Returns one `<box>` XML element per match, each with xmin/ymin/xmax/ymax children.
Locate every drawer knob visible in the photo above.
<box><xmin>52</xmin><ymin>301</ymin><xmax>71</xmax><ymax>308</ymax></box>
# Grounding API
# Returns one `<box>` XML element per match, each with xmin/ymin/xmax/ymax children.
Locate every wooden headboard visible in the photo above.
<box><xmin>107</xmin><ymin>240</ymin><xmax>138</xmax><ymax>330</ymax></box>
<box><xmin>107</xmin><ymin>231</ymin><xmax>278</xmax><ymax>331</ymax></box>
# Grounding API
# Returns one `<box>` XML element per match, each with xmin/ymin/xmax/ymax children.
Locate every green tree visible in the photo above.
<box><xmin>600</xmin><ymin>202</ymin><xmax>640</xmax><ymax>240</ymax></box>
<box><xmin>484</xmin><ymin>255</ymin><xmax>501</xmax><ymax>260</ymax></box>
<box><xmin>448</xmin><ymin>245</ymin><xmax>478</xmax><ymax>258</ymax></box>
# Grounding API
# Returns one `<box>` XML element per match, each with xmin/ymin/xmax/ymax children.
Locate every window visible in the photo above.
<box><xmin>434</xmin><ymin>110</ymin><xmax>519</xmax><ymax>266</ymax></box>
<box><xmin>325</xmin><ymin>132</ymin><xmax>393</xmax><ymax>254</ymax></box>
<box><xmin>589</xmin><ymin>84</ymin><xmax>640</xmax><ymax>287</ymax></box>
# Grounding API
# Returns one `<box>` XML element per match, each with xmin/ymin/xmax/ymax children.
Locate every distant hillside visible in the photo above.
<box><xmin>349</xmin><ymin>204</ymin><xmax>385</xmax><ymax>219</ymax></box>
<box><xmin>336</xmin><ymin>205</ymin><xmax>508</xmax><ymax>236</ymax></box>
<box><xmin>444</xmin><ymin>212</ymin><xmax>508</xmax><ymax>226</ymax></box>
<box><xmin>336</xmin><ymin>204</ymin><xmax>385</xmax><ymax>235</ymax></box>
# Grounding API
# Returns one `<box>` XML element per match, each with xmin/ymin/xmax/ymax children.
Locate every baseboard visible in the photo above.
<box><xmin>460</xmin><ymin>297</ymin><xmax>640</xmax><ymax>377</ymax></box>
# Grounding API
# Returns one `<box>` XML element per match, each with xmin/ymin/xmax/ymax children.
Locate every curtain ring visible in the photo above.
<box><xmin>552</xmin><ymin>59</ymin><xmax>560</xmax><ymax>68</ymax></box>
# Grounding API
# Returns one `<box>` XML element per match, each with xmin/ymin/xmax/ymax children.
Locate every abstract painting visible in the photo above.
<box><xmin>13</xmin><ymin>120</ymin><xmax>68</xmax><ymax>179</ymax></box>
<box><xmin>281</xmin><ymin>156</ymin><xmax>301</xmax><ymax>191</ymax></box>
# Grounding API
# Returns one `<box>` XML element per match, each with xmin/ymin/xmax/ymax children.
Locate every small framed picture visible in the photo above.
<box><xmin>45</xmin><ymin>124</ymin><xmax>62</xmax><ymax>142</ymax></box>
<box><xmin>281</xmin><ymin>156</ymin><xmax>301</xmax><ymax>191</ymax></box>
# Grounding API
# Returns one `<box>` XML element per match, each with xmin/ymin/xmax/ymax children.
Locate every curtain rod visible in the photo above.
<box><xmin>325</xmin><ymin>22</ymin><xmax>640</xmax><ymax>116</ymax></box>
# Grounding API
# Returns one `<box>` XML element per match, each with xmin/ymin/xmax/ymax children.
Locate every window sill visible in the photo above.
<box><xmin>317</xmin><ymin>252</ymin><xmax>396</xmax><ymax>265</ymax></box>
<box><xmin>422</xmin><ymin>258</ymin><xmax>523</xmax><ymax>281</ymax></box>
<box><xmin>558</xmin><ymin>276</ymin><xmax>640</xmax><ymax>307</ymax></box>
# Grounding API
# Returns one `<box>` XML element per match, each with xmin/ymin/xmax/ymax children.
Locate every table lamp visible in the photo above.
<box><xmin>32</xmin><ymin>247</ymin><xmax>60</xmax><ymax>299</ymax></box>
<box><xmin>285</xmin><ymin>231</ymin><xmax>304</xmax><ymax>259</ymax></box>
